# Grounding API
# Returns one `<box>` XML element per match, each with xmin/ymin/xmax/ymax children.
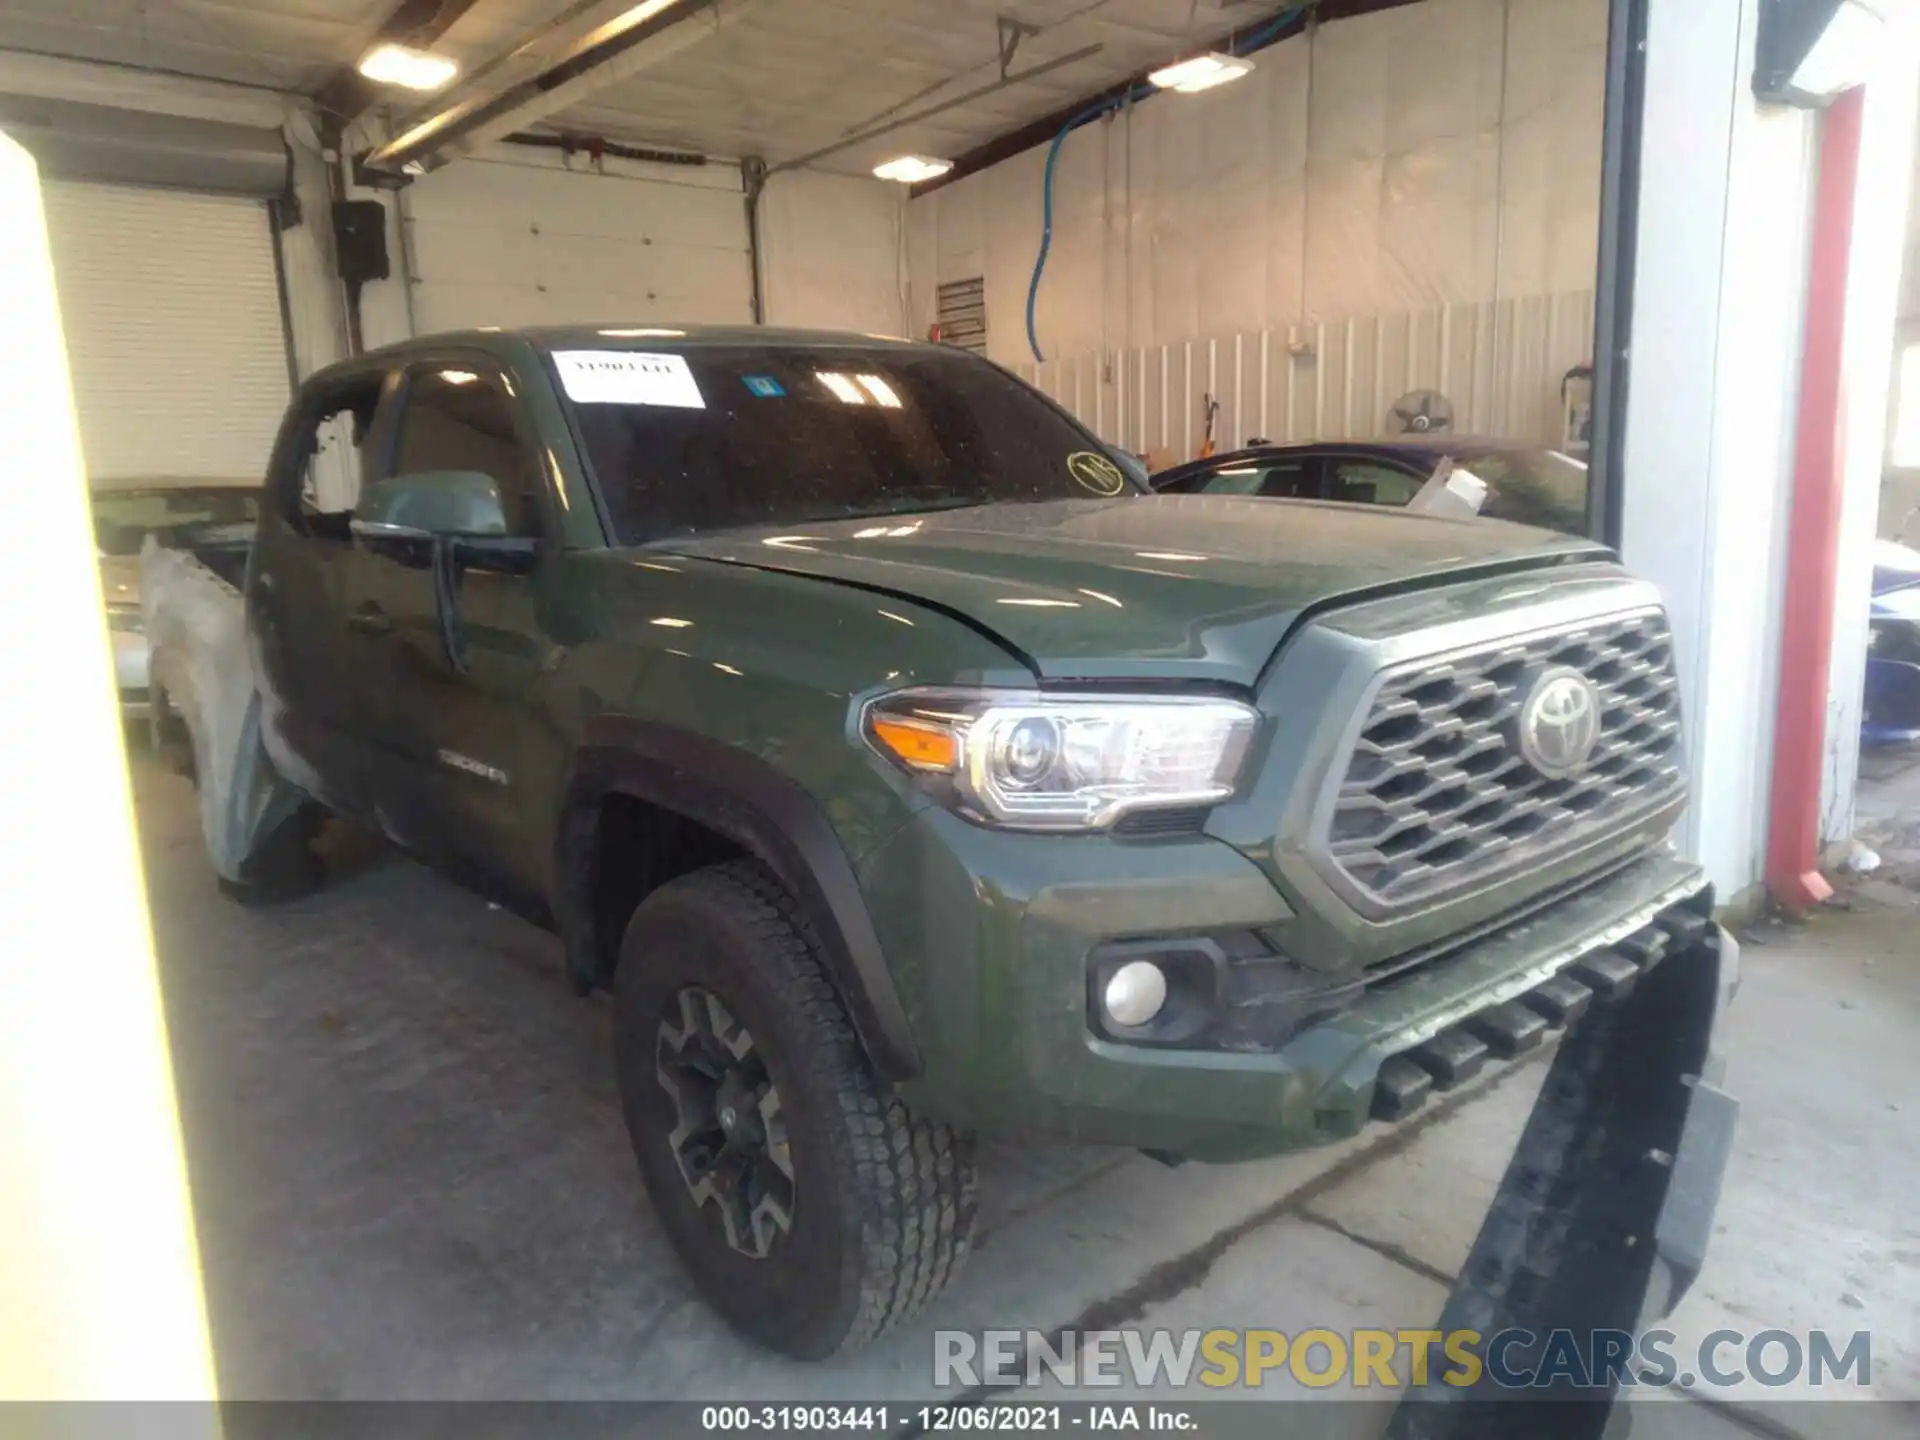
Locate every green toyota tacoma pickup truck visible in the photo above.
<box><xmin>229</xmin><ymin>325</ymin><xmax>1736</xmax><ymax>1359</ymax></box>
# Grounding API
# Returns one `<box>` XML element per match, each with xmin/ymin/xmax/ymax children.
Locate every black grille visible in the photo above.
<box><xmin>1320</xmin><ymin>610</ymin><xmax>1684</xmax><ymax>912</ymax></box>
<box><xmin>1113</xmin><ymin>805</ymin><xmax>1209</xmax><ymax>838</ymax></box>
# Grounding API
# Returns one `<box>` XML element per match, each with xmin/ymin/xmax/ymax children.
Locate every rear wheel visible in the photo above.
<box><xmin>147</xmin><ymin>683</ymin><xmax>195</xmax><ymax>780</ymax></box>
<box><xmin>216</xmin><ymin>805</ymin><xmax>326</xmax><ymax>906</ymax></box>
<box><xmin>613</xmin><ymin>860</ymin><xmax>976</xmax><ymax>1358</ymax></box>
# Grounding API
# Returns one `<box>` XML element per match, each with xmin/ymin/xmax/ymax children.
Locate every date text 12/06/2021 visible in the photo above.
<box><xmin>701</xmin><ymin>1406</ymin><xmax>1197</xmax><ymax>1432</ymax></box>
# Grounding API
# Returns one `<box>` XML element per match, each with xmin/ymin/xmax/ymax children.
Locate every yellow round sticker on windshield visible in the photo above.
<box><xmin>1067</xmin><ymin>450</ymin><xmax>1127</xmax><ymax>497</ymax></box>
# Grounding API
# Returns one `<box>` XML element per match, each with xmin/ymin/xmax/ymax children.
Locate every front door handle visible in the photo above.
<box><xmin>347</xmin><ymin>604</ymin><xmax>392</xmax><ymax>637</ymax></box>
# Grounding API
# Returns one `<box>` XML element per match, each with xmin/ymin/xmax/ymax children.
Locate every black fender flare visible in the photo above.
<box><xmin>556</xmin><ymin>718</ymin><xmax>921</xmax><ymax>1082</ymax></box>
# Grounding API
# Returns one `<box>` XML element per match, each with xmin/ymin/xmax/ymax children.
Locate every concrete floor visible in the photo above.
<box><xmin>132</xmin><ymin>752</ymin><xmax>1920</xmax><ymax>1433</ymax></box>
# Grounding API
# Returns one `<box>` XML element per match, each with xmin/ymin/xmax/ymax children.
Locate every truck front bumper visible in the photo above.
<box><xmin>1383</xmin><ymin>919</ymin><xmax>1740</xmax><ymax>1437</ymax></box>
<box><xmin>866</xmin><ymin>810</ymin><xmax>1728</xmax><ymax>1165</ymax></box>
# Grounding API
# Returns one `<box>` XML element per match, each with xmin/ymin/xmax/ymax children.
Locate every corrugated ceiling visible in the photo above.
<box><xmin>0</xmin><ymin>0</ymin><xmax>1287</xmax><ymax>170</ymax></box>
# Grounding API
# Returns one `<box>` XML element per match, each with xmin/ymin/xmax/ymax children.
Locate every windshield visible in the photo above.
<box><xmin>1457</xmin><ymin>449</ymin><xmax>1590</xmax><ymax>535</ymax></box>
<box><xmin>556</xmin><ymin>345</ymin><xmax>1140</xmax><ymax>544</ymax></box>
<box><xmin>92</xmin><ymin>488</ymin><xmax>260</xmax><ymax>556</ymax></box>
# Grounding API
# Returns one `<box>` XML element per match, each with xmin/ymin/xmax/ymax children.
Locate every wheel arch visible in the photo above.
<box><xmin>557</xmin><ymin>718</ymin><xmax>922</xmax><ymax>1082</ymax></box>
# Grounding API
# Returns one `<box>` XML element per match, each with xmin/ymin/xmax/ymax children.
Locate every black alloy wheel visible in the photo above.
<box><xmin>656</xmin><ymin>985</ymin><xmax>796</xmax><ymax>1260</ymax></box>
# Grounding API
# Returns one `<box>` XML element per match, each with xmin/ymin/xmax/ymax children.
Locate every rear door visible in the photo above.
<box><xmin>250</xmin><ymin>368</ymin><xmax>398</xmax><ymax>816</ymax></box>
<box><xmin>348</xmin><ymin>357</ymin><xmax>563</xmax><ymax>898</ymax></box>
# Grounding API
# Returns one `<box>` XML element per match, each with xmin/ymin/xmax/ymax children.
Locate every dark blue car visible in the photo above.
<box><xmin>1869</xmin><ymin>539</ymin><xmax>1920</xmax><ymax>745</ymax></box>
<box><xmin>1151</xmin><ymin>436</ymin><xmax>1593</xmax><ymax>535</ymax></box>
<box><xmin>1155</xmin><ymin>438</ymin><xmax>1920</xmax><ymax>745</ymax></box>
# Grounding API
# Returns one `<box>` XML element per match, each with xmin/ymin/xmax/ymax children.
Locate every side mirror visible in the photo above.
<box><xmin>351</xmin><ymin>469</ymin><xmax>509</xmax><ymax>542</ymax></box>
<box><xmin>350</xmin><ymin>470</ymin><xmax>536</xmax><ymax>575</ymax></box>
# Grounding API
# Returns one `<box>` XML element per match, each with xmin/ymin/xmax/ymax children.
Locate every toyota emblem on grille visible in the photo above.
<box><xmin>1517</xmin><ymin>667</ymin><xmax>1602</xmax><ymax>778</ymax></box>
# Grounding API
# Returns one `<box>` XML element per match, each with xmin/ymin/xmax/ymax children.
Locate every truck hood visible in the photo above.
<box><xmin>652</xmin><ymin>496</ymin><xmax>1605</xmax><ymax>683</ymax></box>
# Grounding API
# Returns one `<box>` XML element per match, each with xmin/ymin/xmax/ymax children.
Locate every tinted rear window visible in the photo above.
<box><xmin>556</xmin><ymin>345</ymin><xmax>1136</xmax><ymax>544</ymax></box>
<box><xmin>1463</xmin><ymin>449</ymin><xmax>1590</xmax><ymax>535</ymax></box>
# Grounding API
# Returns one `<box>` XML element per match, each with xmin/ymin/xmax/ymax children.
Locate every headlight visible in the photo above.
<box><xmin>863</xmin><ymin>687</ymin><xmax>1259</xmax><ymax>831</ymax></box>
<box><xmin>106</xmin><ymin>605</ymin><xmax>144</xmax><ymax>635</ymax></box>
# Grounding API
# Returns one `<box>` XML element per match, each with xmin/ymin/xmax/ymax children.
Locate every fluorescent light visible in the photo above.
<box><xmin>599</xmin><ymin>327</ymin><xmax>686</xmax><ymax>338</ymax></box>
<box><xmin>650</xmin><ymin>616</ymin><xmax>693</xmax><ymax>628</ymax></box>
<box><xmin>357</xmin><ymin>42</ymin><xmax>459</xmax><ymax>92</ymax></box>
<box><xmin>438</xmin><ymin>369</ymin><xmax>479</xmax><ymax>385</ymax></box>
<box><xmin>817</xmin><ymin>372</ymin><xmax>866</xmax><ymax>405</ymax></box>
<box><xmin>856</xmin><ymin>374</ymin><xmax>902</xmax><ymax>408</ymax></box>
<box><xmin>1148</xmin><ymin>52</ymin><xmax>1254</xmax><ymax>94</ymax></box>
<box><xmin>873</xmin><ymin>155</ymin><xmax>953</xmax><ymax>184</ymax></box>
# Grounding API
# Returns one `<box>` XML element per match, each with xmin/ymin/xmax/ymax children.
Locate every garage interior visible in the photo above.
<box><xmin>3</xmin><ymin>0</ymin><xmax>1920</xmax><ymax>1432</ymax></box>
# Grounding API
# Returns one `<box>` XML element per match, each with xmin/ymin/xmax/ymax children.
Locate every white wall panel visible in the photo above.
<box><xmin>1827</xmin><ymin>48</ymin><xmax>1920</xmax><ymax>842</ymax></box>
<box><xmin>40</xmin><ymin>181</ymin><xmax>287</xmax><ymax>482</ymax></box>
<box><xmin>908</xmin><ymin>0</ymin><xmax>1607</xmax><ymax>379</ymax></box>
<box><xmin>403</xmin><ymin>152</ymin><xmax>753</xmax><ymax>336</ymax></box>
<box><xmin>759</xmin><ymin>170</ymin><xmax>908</xmax><ymax>335</ymax></box>
<box><xmin>1499</xmin><ymin>0</ymin><xmax>1608</xmax><ymax>298</ymax></box>
<box><xmin>393</xmin><ymin>150</ymin><xmax>910</xmax><ymax>343</ymax></box>
<box><xmin>1620</xmin><ymin>0</ymin><xmax>1810</xmax><ymax>901</ymax></box>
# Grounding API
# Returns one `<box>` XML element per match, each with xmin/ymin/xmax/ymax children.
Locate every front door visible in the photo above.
<box><xmin>347</xmin><ymin>360</ymin><xmax>563</xmax><ymax>900</ymax></box>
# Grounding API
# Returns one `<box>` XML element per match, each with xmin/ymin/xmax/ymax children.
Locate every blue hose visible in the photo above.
<box><xmin>1026</xmin><ymin>96</ymin><xmax>1130</xmax><ymax>363</ymax></box>
<box><xmin>1023</xmin><ymin>5</ymin><xmax>1306</xmax><ymax>364</ymax></box>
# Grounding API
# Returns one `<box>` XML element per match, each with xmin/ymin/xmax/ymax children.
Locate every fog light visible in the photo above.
<box><xmin>1104</xmin><ymin>960</ymin><xmax>1168</xmax><ymax>1027</ymax></box>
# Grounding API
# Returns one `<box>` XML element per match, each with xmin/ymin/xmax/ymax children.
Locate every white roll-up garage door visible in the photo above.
<box><xmin>40</xmin><ymin>182</ymin><xmax>289</xmax><ymax>482</ymax></box>
<box><xmin>404</xmin><ymin>156</ymin><xmax>752</xmax><ymax>334</ymax></box>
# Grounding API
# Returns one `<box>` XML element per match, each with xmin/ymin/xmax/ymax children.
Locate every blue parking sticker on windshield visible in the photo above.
<box><xmin>743</xmin><ymin>375</ymin><xmax>785</xmax><ymax>397</ymax></box>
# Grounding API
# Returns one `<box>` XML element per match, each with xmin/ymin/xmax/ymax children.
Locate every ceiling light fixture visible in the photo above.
<box><xmin>1148</xmin><ymin>52</ymin><xmax>1254</xmax><ymax>95</ymax></box>
<box><xmin>873</xmin><ymin>155</ymin><xmax>954</xmax><ymax>184</ymax></box>
<box><xmin>357</xmin><ymin>42</ymin><xmax>460</xmax><ymax>92</ymax></box>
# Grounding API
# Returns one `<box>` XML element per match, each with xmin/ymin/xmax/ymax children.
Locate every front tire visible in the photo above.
<box><xmin>613</xmin><ymin>860</ymin><xmax>976</xmax><ymax>1359</ymax></box>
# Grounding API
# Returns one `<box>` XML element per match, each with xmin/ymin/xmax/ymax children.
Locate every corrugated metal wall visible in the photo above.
<box><xmin>1015</xmin><ymin>289</ymin><xmax>1593</xmax><ymax>458</ymax></box>
<box><xmin>909</xmin><ymin>0</ymin><xmax>1606</xmax><ymax>381</ymax></box>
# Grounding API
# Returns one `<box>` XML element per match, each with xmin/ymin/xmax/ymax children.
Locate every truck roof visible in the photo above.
<box><xmin>365</xmin><ymin>323</ymin><xmax>922</xmax><ymax>361</ymax></box>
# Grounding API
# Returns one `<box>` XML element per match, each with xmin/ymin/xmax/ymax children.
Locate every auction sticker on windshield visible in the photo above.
<box><xmin>554</xmin><ymin>350</ymin><xmax>705</xmax><ymax>408</ymax></box>
<box><xmin>1067</xmin><ymin>450</ymin><xmax>1127</xmax><ymax>496</ymax></box>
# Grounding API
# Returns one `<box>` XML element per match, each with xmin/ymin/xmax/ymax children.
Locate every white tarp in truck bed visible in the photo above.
<box><xmin>139</xmin><ymin>536</ymin><xmax>305</xmax><ymax>883</ymax></box>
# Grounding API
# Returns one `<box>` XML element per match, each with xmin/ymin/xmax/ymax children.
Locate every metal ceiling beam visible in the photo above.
<box><xmin>767</xmin><ymin>44</ymin><xmax>1104</xmax><ymax>176</ymax></box>
<box><xmin>357</xmin><ymin>0</ymin><xmax>753</xmax><ymax>179</ymax></box>
<box><xmin>312</xmin><ymin>0</ymin><xmax>489</xmax><ymax>133</ymax></box>
<box><xmin>914</xmin><ymin>0</ymin><xmax>1424</xmax><ymax>197</ymax></box>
